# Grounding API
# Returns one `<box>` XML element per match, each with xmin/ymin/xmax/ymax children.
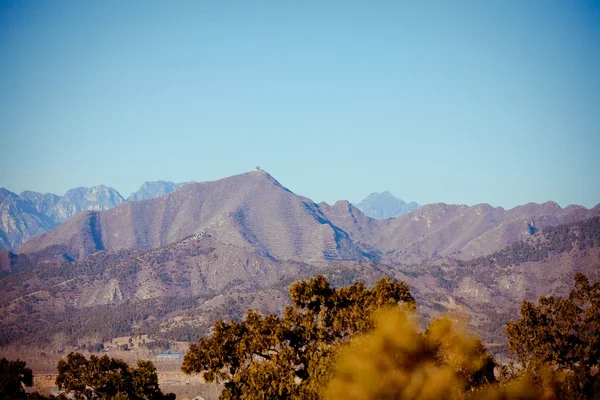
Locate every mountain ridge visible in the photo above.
<box><xmin>18</xmin><ymin>171</ymin><xmax>367</xmax><ymax>265</ymax></box>
<box><xmin>13</xmin><ymin>171</ymin><xmax>600</xmax><ymax>266</ymax></box>
<box><xmin>0</xmin><ymin>180</ymin><xmax>194</xmax><ymax>250</ymax></box>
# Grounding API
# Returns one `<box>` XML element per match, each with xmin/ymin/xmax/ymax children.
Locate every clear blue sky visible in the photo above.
<box><xmin>1</xmin><ymin>0</ymin><xmax>599</xmax><ymax>208</ymax></box>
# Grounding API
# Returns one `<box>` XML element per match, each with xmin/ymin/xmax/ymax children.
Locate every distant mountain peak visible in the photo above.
<box><xmin>565</xmin><ymin>204</ymin><xmax>584</xmax><ymax>209</ymax></box>
<box><xmin>1</xmin><ymin>180</ymin><xmax>198</xmax><ymax>250</ymax></box>
<box><xmin>366</xmin><ymin>190</ymin><xmax>394</xmax><ymax>199</ymax></box>
<box><xmin>127</xmin><ymin>180</ymin><xmax>190</xmax><ymax>202</ymax></box>
<box><xmin>354</xmin><ymin>191</ymin><xmax>420</xmax><ymax>220</ymax></box>
<box><xmin>227</xmin><ymin>169</ymin><xmax>293</xmax><ymax>194</ymax></box>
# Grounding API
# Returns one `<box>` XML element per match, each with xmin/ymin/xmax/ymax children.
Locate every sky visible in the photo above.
<box><xmin>1</xmin><ymin>0</ymin><xmax>599</xmax><ymax>209</ymax></box>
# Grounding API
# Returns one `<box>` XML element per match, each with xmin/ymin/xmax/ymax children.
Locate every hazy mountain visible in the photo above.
<box><xmin>0</xmin><ymin>181</ymin><xmax>193</xmax><ymax>250</ymax></box>
<box><xmin>49</xmin><ymin>185</ymin><xmax>126</xmax><ymax>223</ymax></box>
<box><xmin>0</xmin><ymin>185</ymin><xmax>125</xmax><ymax>251</ymax></box>
<box><xmin>19</xmin><ymin>191</ymin><xmax>60</xmax><ymax>215</ymax></box>
<box><xmin>0</xmin><ymin>189</ymin><xmax>57</xmax><ymax>250</ymax></box>
<box><xmin>354</xmin><ymin>191</ymin><xmax>420</xmax><ymax>219</ymax></box>
<box><xmin>18</xmin><ymin>171</ymin><xmax>365</xmax><ymax>264</ymax></box>
<box><xmin>127</xmin><ymin>180</ymin><xmax>189</xmax><ymax>201</ymax></box>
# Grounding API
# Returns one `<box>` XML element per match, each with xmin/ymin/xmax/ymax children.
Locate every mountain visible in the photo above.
<box><xmin>2</xmin><ymin>169</ymin><xmax>599</xmax><ymax>363</ymax></box>
<box><xmin>49</xmin><ymin>185</ymin><xmax>126</xmax><ymax>223</ymax></box>
<box><xmin>18</xmin><ymin>171</ymin><xmax>365</xmax><ymax>264</ymax></box>
<box><xmin>319</xmin><ymin>200</ymin><xmax>600</xmax><ymax>265</ymax></box>
<box><xmin>15</xmin><ymin>171</ymin><xmax>600</xmax><ymax>268</ymax></box>
<box><xmin>0</xmin><ymin>188</ymin><xmax>57</xmax><ymax>250</ymax></box>
<box><xmin>19</xmin><ymin>191</ymin><xmax>60</xmax><ymax>215</ymax></box>
<box><xmin>2</xmin><ymin>214</ymin><xmax>599</xmax><ymax>356</ymax></box>
<box><xmin>0</xmin><ymin>181</ymin><xmax>192</xmax><ymax>250</ymax></box>
<box><xmin>409</xmin><ymin>216</ymin><xmax>600</xmax><ymax>358</ymax></box>
<box><xmin>127</xmin><ymin>181</ymin><xmax>188</xmax><ymax>201</ymax></box>
<box><xmin>354</xmin><ymin>191</ymin><xmax>420</xmax><ymax>219</ymax></box>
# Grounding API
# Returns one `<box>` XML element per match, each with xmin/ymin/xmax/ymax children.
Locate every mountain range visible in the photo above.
<box><xmin>11</xmin><ymin>171</ymin><xmax>599</xmax><ymax>266</ymax></box>
<box><xmin>0</xmin><ymin>181</ymin><xmax>190</xmax><ymax>250</ymax></box>
<box><xmin>0</xmin><ymin>180</ymin><xmax>409</xmax><ymax>252</ymax></box>
<box><xmin>1</xmin><ymin>170</ymin><xmax>599</xmax><ymax>358</ymax></box>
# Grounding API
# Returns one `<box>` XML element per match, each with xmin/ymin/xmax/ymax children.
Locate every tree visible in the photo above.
<box><xmin>324</xmin><ymin>309</ymin><xmax>496</xmax><ymax>400</ymax></box>
<box><xmin>182</xmin><ymin>275</ymin><xmax>416</xmax><ymax>399</ymax></box>
<box><xmin>131</xmin><ymin>360</ymin><xmax>169</xmax><ymax>400</ymax></box>
<box><xmin>506</xmin><ymin>273</ymin><xmax>600</xmax><ymax>399</ymax></box>
<box><xmin>56</xmin><ymin>353</ymin><xmax>174</xmax><ymax>400</ymax></box>
<box><xmin>0</xmin><ymin>358</ymin><xmax>33</xmax><ymax>400</ymax></box>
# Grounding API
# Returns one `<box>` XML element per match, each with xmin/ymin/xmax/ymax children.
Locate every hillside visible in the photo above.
<box><xmin>0</xmin><ymin>233</ymin><xmax>318</xmax><ymax>346</ymax></box>
<box><xmin>392</xmin><ymin>217</ymin><xmax>600</xmax><ymax>354</ymax></box>
<box><xmin>321</xmin><ymin>200</ymin><xmax>600</xmax><ymax>264</ymax></box>
<box><xmin>1</xmin><ymin>216</ymin><xmax>599</xmax><ymax>359</ymax></box>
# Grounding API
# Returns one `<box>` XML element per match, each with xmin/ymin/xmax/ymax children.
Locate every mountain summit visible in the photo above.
<box><xmin>354</xmin><ymin>191</ymin><xmax>420</xmax><ymax>219</ymax></box>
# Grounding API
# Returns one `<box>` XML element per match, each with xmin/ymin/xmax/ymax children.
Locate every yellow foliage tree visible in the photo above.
<box><xmin>323</xmin><ymin>309</ymin><xmax>495</xmax><ymax>400</ymax></box>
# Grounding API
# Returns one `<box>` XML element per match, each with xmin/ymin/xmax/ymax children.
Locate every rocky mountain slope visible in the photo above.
<box><xmin>1</xmin><ymin>215</ymin><xmax>598</xmax><ymax>358</ymax></box>
<box><xmin>407</xmin><ymin>216</ymin><xmax>600</xmax><ymax>357</ymax></box>
<box><xmin>18</xmin><ymin>171</ymin><xmax>364</xmax><ymax>265</ymax></box>
<box><xmin>354</xmin><ymin>191</ymin><xmax>420</xmax><ymax>219</ymax></box>
<box><xmin>0</xmin><ymin>233</ymin><xmax>319</xmax><ymax>345</ymax></box>
<box><xmin>318</xmin><ymin>199</ymin><xmax>600</xmax><ymax>264</ymax></box>
<box><xmin>0</xmin><ymin>188</ymin><xmax>58</xmax><ymax>250</ymax></box>
<box><xmin>0</xmin><ymin>181</ymin><xmax>191</xmax><ymax>250</ymax></box>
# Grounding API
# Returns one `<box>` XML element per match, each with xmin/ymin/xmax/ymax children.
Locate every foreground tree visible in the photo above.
<box><xmin>325</xmin><ymin>309</ymin><xmax>498</xmax><ymax>400</ymax></box>
<box><xmin>325</xmin><ymin>308</ymin><xmax>573</xmax><ymax>400</ymax></box>
<box><xmin>56</xmin><ymin>353</ymin><xmax>174</xmax><ymax>400</ymax></box>
<box><xmin>182</xmin><ymin>275</ymin><xmax>416</xmax><ymax>399</ymax></box>
<box><xmin>0</xmin><ymin>358</ymin><xmax>33</xmax><ymax>400</ymax></box>
<box><xmin>506</xmin><ymin>273</ymin><xmax>600</xmax><ymax>399</ymax></box>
